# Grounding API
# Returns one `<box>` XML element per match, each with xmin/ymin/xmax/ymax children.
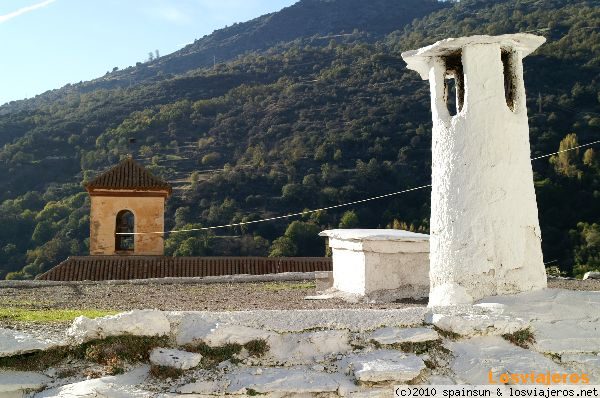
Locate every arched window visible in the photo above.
<box><xmin>115</xmin><ymin>210</ymin><xmax>135</xmax><ymax>252</ymax></box>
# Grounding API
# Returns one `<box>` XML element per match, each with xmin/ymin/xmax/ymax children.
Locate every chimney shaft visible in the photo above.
<box><xmin>402</xmin><ymin>34</ymin><xmax>548</xmax><ymax>306</ymax></box>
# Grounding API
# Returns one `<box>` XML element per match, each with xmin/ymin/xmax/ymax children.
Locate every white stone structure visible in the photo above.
<box><xmin>319</xmin><ymin>229</ymin><xmax>429</xmax><ymax>299</ymax></box>
<box><xmin>401</xmin><ymin>34</ymin><xmax>548</xmax><ymax>306</ymax></box>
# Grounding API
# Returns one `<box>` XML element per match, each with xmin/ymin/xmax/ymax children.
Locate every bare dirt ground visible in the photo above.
<box><xmin>0</xmin><ymin>278</ymin><xmax>597</xmax><ymax>337</ymax></box>
<box><xmin>0</xmin><ymin>281</ymin><xmax>423</xmax><ymax>313</ymax></box>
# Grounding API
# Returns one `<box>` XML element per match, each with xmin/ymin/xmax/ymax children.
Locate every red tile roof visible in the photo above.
<box><xmin>85</xmin><ymin>157</ymin><xmax>171</xmax><ymax>192</ymax></box>
<box><xmin>35</xmin><ymin>256</ymin><xmax>332</xmax><ymax>281</ymax></box>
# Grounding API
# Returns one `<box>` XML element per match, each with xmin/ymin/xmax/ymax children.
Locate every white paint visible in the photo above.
<box><xmin>448</xmin><ymin>336</ymin><xmax>568</xmax><ymax>384</ymax></box>
<box><xmin>402</xmin><ymin>34</ymin><xmax>548</xmax><ymax>306</ymax></box>
<box><xmin>369</xmin><ymin>327</ymin><xmax>439</xmax><ymax>345</ymax></box>
<box><xmin>176</xmin><ymin>317</ymin><xmax>352</xmax><ymax>365</ymax></box>
<box><xmin>177</xmin><ymin>379</ymin><xmax>229</xmax><ymax>394</ymax></box>
<box><xmin>266</xmin><ymin>330</ymin><xmax>351</xmax><ymax>365</ymax></box>
<box><xmin>149</xmin><ymin>348</ymin><xmax>202</xmax><ymax>370</ymax></box>
<box><xmin>225</xmin><ymin>366</ymin><xmax>345</xmax><ymax>395</ymax></box>
<box><xmin>560</xmin><ymin>353</ymin><xmax>600</xmax><ymax>383</ymax></box>
<box><xmin>427</xmin><ymin>375</ymin><xmax>457</xmax><ymax>385</ymax></box>
<box><xmin>0</xmin><ymin>371</ymin><xmax>51</xmax><ymax>397</ymax></box>
<box><xmin>0</xmin><ymin>328</ymin><xmax>57</xmax><ymax>358</ymax></box>
<box><xmin>175</xmin><ymin>318</ymin><xmax>278</xmax><ymax>346</ymax></box>
<box><xmin>36</xmin><ymin>366</ymin><xmax>151</xmax><ymax>397</ymax></box>
<box><xmin>17</xmin><ymin>290</ymin><xmax>600</xmax><ymax>394</ymax></box>
<box><xmin>320</xmin><ymin>229</ymin><xmax>430</xmax><ymax>299</ymax></box>
<box><xmin>477</xmin><ymin>289</ymin><xmax>600</xmax><ymax>353</ymax></box>
<box><xmin>426</xmin><ymin>306</ymin><xmax>528</xmax><ymax>337</ymax></box>
<box><xmin>1</xmin><ymin>271</ymin><xmax>316</xmax><ymax>288</ymax></box>
<box><xmin>170</xmin><ymin>307</ymin><xmax>426</xmax><ymax>334</ymax></box>
<box><xmin>340</xmin><ymin>350</ymin><xmax>426</xmax><ymax>383</ymax></box>
<box><xmin>67</xmin><ymin>309</ymin><xmax>170</xmax><ymax>343</ymax></box>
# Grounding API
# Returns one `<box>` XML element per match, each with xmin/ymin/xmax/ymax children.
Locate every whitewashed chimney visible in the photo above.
<box><xmin>401</xmin><ymin>34</ymin><xmax>548</xmax><ymax>306</ymax></box>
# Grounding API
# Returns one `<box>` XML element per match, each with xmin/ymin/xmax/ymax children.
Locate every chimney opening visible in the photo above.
<box><xmin>502</xmin><ymin>49</ymin><xmax>517</xmax><ymax>111</ymax></box>
<box><xmin>442</xmin><ymin>52</ymin><xmax>464</xmax><ymax>116</ymax></box>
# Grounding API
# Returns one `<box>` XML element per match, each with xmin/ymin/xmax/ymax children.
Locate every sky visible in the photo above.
<box><xmin>0</xmin><ymin>0</ymin><xmax>298</xmax><ymax>105</ymax></box>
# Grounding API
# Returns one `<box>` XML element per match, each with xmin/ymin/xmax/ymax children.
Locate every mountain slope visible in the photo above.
<box><xmin>0</xmin><ymin>0</ymin><xmax>599</xmax><ymax>280</ymax></box>
<box><xmin>0</xmin><ymin>0</ymin><xmax>443</xmax><ymax>113</ymax></box>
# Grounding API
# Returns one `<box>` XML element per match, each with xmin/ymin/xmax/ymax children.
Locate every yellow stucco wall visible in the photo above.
<box><xmin>89</xmin><ymin>194</ymin><xmax>166</xmax><ymax>255</ymax></box>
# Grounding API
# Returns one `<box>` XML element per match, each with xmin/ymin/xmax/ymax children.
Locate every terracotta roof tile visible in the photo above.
<box><xmin>35</xmin><ymin>256</ymin><xmax>333</xmax><ymax>281</ymax></box>
<box><xmin>85</xmin><ymin>157</ymin><xmax>171</xmax><ymax>192</ymax></box>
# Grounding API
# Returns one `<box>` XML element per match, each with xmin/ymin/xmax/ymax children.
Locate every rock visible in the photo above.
<box><xmin>0</xmin><ymin>328</ymin><xmax>55</xmax><ymax>358</ymax></box>
<box><xmin>0</xmin><ymin>371</ymin><xmax>51</xmax><ymax>396</ymax></box>
<box><xmin>583</xmin><ymin>271</ymin><xmax>600</xmax><ymax>280</ymax></box>
<box><xmin>369</xmin><ymin>327</ymin><xmax>439</xmax><ymax>345</ymax></box>
<box><xmin>178</xmin><ymin>379</ymin><xmax>229</xmax><ymax>394</ymax></box>
<box><xmin>560</xmin><ymin>353</ymin><xmax>600</xmax><ymax>383</ymax></box>
<box><xmin>35</xmin><ymin>366</ymin><xmax>151</xmax><ymax>397</ymax></box>
<box><xmin>267</xmin><ymin>330</ymin><xmax>351</xmax><ymax>365</ymax></box>
<box><xmin>534</xmin><ymin>319</ymin><xmax>600</xmax><ymax>354</ymax></box>
<box><xmin>149</xmin><ymin>348</ymin><xmax>202</xmax><ymax>370</ymax></box>
<box><xmin>346</xmin><ymin>389</ymin><xmax>393</xmax><ymax>398</ymax></box>
<box><xmin>226</xmin><ymin>366</ymin><xmax>343</xmax><ymax>395</ymax></box>
<box><xmin>67</xmin><ymin>310</ymin><xmax>170</xmax><ymax>343</ymax></box>
<box><xmin>427</xmin><ymin>375</ymin><xmax>457</xmax><ymax>385</ymax></box>
<box><xmin>304</xmin><ymin>294</ymin><xmax>336</xmax><ymax>300</ymax></box>
<box><xmin>171</xmin><ymin>307</ymin><xmax>426</xmax><ymax>334</ymax></box>
<box><xmin>477</xmin><ymin>289</ymin><xmax>600</xmax><ymax>354</ymax></box>
<box><xmin>204</xmin><ymin>324</ymin><xmax>278</xmax><ymax>347</ymax></box>
<box><xmin>448</xmin><ymin>336</ymin><xmax>568</xmax><ymax>384</ymax></box>
<box><xmin>176</xmin><ymin>317</ymin><xmax>277</xmax><ymax>346</ymax></box>
<box><xmin>426</xmin><ymin>305</ymin><xmax>528</xmax><ymax>337</ymax></box>
<box><xmin>340</xmin><ymin>350</ymin><xmax>426</xmax><ymax>383</ymax></box>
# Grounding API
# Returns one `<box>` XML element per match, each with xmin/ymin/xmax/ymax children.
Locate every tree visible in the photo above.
<box><xmin>173</xmin><ymin>237</ymin><xmax>206</xmax><ymax>256</ymax></box>
<box><xmin>32</xmin><ymin>220</ymin><xmax>54</xmax><ymax>244</ymax></box>
<box><xmin>339</xmin><ymin>210</ymin><xmax>359</xmax><ymax>228</ymax></box>
<box><xmin>283</xmin><ymin>221</ymin><xmax>323</xmax><ymax>256</ymax></box>
<box><xmin>165</xmin><ymin>224</ymin><xmax>212</xmax><ymax>257</ymax></box>
<box><xmin>583</xmin><ymin>148</ymin><xmax>597</xmax><ymax>168</ymax></box>
<box><xmin>174</xmin><ymin>207</ymin><xmax>190</xmax><ymax>228</ymax></box>
<box><xmin>572</xmin><ymin>222</ymin><xmax>600</xmax><ymax>278</ymax></box>
<box><xmin>550</xmin><ymin>133</ymin><xmax>582</xmax><ymax>178</ymax></box>
<box><xmin>148</xmin><ymin>52</ymin><xmax>154</xmax><ymax>62</ymax></box>
<box><xmin>269</xmin><ymin>236</ymin><xmax>297</xmax><ymax>257</ymax></box>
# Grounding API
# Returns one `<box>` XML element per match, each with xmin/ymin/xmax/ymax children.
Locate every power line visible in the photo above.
<box><xmin>124</xmin><ymin>184</ymin><xmax>433</xmax><ymax>235</ymax></box>
<box><xmin>120</xmin><ymin>139</ymin><xmax>600</xmax><ymax>236</ymax></box>
<box><xmin>530</xmin><ymin>139</ymin><xmax>600</xmax><ymax>160</ymax></box>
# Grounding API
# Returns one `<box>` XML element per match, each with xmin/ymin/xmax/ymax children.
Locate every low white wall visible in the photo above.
<box><xmin>364</xmin><ymin>252</ymin><xmax>429</xmax><ymax>298</ymax></box>
<box><xmin>321</xmin><ymin>229</ymin><xmax>430</xmax><ymax>300</ymax></box>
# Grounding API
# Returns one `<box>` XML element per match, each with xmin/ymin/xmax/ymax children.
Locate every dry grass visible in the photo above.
<box><xmin>502</xmin><ymin>328</ymin><xmax>535</xmax><ymax>348</ymax></box>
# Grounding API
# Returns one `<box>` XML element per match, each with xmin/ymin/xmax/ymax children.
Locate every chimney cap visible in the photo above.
<box><xmin>401</xmin><ymin>33</ymin><xmax>546</xmax><ymax>79</ymax></box>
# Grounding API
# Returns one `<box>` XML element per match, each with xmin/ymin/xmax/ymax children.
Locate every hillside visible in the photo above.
<box><xmin>0</xmin><ymin>0</ymin><xmax>599</xmax><ymax>279</ymax></box>
<box><xmin>0</xmin><ymin>0</ymin><xmax>443</xmax><ymax>113</ymax></box>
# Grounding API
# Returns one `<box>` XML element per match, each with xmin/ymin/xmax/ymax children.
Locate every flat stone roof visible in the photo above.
<box><xmin>401</xmin><ymin>33</ymin><xmax>546</xmax><ymax>79</ymax></box>
<box><xmin>319</xmin><ymin>229</ymin><xmax>429</xmax><ymax>242</ymax></box>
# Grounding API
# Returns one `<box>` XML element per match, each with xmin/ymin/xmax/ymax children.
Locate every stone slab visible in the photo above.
<box><xmin>0</xmin><ymin>371</ymin><xmax>51</xmax><ymax>395</ymax></box>
<box><xmin>36</xmin><ymin>366</ymin><xmax>151</xmax><ymax>397</ymax></box>
<box><xmin>226</xmin><ymin>366</ymin><xmax>344</xmax><ymax>395</ymax></box>
<box><xmin>0</xmin><ymin>329</ymin><xmax>55</xmax><ymax>358</ymax></box>
<box><xmin>369</xmin><ymin>327</ymin><xmax>439</xmax><ymax>345</ymax></box>
<box><xmin>170</xmin><ymin>308</ymin><xmax>427</xmax><ymax>334</ymax></box>
<box><xmin>149</xmin><ymin>348</ymin><xmax>202</xmax><ymax>370</ymax></box>
<box><xmin>67</xmin><ymin>309</ymin><xmax>171</xmax><ymax>343</ymax></box>
<box><xmin>340</xmin><ymin>350</ymin><xmax>426</xmax><ymax>383</ymax></box>
<box><xmin>448</xmin><ymin>336</ymin><xmax>568</xmax><ymax>384</ymax></box>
